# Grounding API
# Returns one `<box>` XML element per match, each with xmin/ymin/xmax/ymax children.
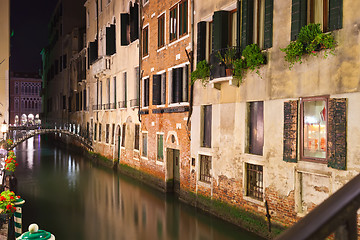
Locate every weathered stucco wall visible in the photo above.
<box><xmin>191</xmin><ymin>0</ymin><xmax>360</xmax><ymax>228</ymax></box>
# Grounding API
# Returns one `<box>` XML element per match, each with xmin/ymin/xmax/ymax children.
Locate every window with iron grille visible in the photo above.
<box><xmin>199</xmin><ymin>155</ymin><xmax>211</xmax><ymax>183</ymax></box>
<box><xmin>111</xmin><ymin>123</ymin><xmax>115</xmax><ymax>145</ymax></box>
<box><xmin>142</xmin><ymin>132</ymin><xmax>147</xmax><ymax>157</ymax></box>
<box><xmin>246</xmin><ymin>163</ymin><xmax>263</xmax><ymax>201</ymax></box>
<box><xmin>134</xmin><ymin>124</ymin><xmax>140</xmax><ymax>150</ymax></box>
<box><xmin>106</xmin><ymin>124</ymin><xmax>110</xmax><ymax>143</ymax></box>
<box><xmin>94</xmin><ymin>123</ymin><xmax>97</xmax><ymax>141</ymax></box>
<box><xmin>121</xmin><ymin>124</ymin><xmax>126</xmax><ymax>147</ymax></box>
<box><xmin>98</xmin><ymin>123</ymin><xmax>102</xmax><ymax>142</ymax></box>
<box><xmin>157</xmin><ymin>134</ymin><xmax>163</xmax><ymax>161</ymax></box>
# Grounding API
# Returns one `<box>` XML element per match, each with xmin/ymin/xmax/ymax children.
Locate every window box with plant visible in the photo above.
<box><xmin>281</xmin><ymin>23</ymin><xmax>336</xmax><ymax>69</ymax></box>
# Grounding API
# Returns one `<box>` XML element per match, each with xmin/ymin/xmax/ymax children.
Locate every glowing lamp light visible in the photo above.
<box><xmin>1</xmin><ymin>120</ymin><xmax>7</xmax><ymax>133</ymax></box>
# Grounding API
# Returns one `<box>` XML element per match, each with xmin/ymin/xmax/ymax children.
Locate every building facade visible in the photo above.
<box><xmin>0</xmin><ymin>0</ymin><xmax>10</xmax><ymax>136</ymax></box>
<box><xmin>139</xmin><ymin>0</ymin><xmax>192</xmax><ymax>191</ymax></box>
<box><xmin>9</xmin><ymin>72</ymin><xmax>42</xmax><ymax>126</ymax></box>
<box><xmin>191</xmin><ymin>0</ymin><xmax>359</xmax><ymax>228</ymax></box>
<box><xmin>84</xmin><ymin>0</ymin><xmax>140</xmax><ymax>162</ymax></box>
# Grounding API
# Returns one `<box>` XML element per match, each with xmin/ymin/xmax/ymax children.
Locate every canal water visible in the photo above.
<box><xmin>14</xmin><ymin>136</ymin><xmax>262</xmax><ymax>240</ymax></box>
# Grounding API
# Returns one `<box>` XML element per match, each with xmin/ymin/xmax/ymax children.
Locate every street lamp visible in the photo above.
<box><xmin>1</xmin><ymin>120</ymin><xmax>8</xmax><ymax>140</ymax></box>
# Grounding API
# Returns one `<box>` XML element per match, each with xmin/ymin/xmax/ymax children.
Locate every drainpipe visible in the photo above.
<box><xmin>138</xmin><ymin>0</ymin><xmax>142</xmax><ymax>123</ymax></box>
<box><xmin>186</xmin><ymin>0</ymin><xmax>195</xmax><ymax>135</ymax></box>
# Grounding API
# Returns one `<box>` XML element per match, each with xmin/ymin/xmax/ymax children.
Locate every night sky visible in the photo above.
<box><xmin>10</xmin><ymin>0</ymin><xmax>58</xmax><ymax>73</ymax></box>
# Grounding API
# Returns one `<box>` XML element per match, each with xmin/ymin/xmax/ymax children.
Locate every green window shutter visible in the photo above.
<box><xmin>213</xmin><ymin>11</ymin><xmax>229</xmax><ymax>51</ymax></box>
<box><xmin>197</xmin><ymin>21</ymin><xmax>207</xmax><ymax>63</ymax></box>
<box><xmin>241</xmin><ymin>0</ymin><xmax>254</xmax><ymax>51</ymax></box>
<box><xmin>328</xmin><ymin>0</ymin><xmax>343</xmax><ymax>31</ymax></box>
<box><xmin>121</xmin><ymin>13</ymin><xmax>130</xmax><ymax>46</ymax></box>
<box><xmin>106</xmin><ymin>24</ymin><xmax>116</xmax><ymax>55</ymax></box>
<box><xmin>236</xmin><ymin>0</ymin><xmax>241</xmax><ymax>48</ymax></box>
<box><xmin>283</xmin><ymin>100</ymin><xmax>298</xmax><ymax>163</ymax></box>
<box><xmin>264</xmin><ymin>0</ymin><xmax>274</xmax><ymax>49</ymax></box>
<box><xmin>291</xmin><ymin>0</ymin><xmax>307</xmax><ymax>41</ymax></box>
<box><xmin>327</xmin><ymin>98</ymin><xmax>347</xmax><ymax>170</ymax></box>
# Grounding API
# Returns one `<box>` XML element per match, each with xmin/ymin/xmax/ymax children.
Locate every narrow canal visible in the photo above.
<box><xmin>14</xmin><ymin>136</ymin><xmax>262</xmax><ymax>240</ymax></box>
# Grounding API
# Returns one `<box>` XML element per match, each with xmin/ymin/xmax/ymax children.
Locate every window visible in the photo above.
<box><xmin>98</xmin><ymin>123</ymin><xmax>102</xmax><ymax>142</ymax></box>
<box><xmin>106</xmin><ymin>124</ymin><xmax>110</xmax><ymax>143</ymax></box>
<box><xmin>121</xmin><ymin>124</ymin><xmax>126</xmax><ymax>147</ymax></box>
<box><xmin>121</xmin><ymin>3</ymin><xmax>139</xmax><ymax>45</ymax></box>
<box><xmin>252</xmin><ymin>0</ymin><xmax>265</xmax><ymax>49</ymax></box>
<box><xmin>113</xmin><ymin>77</ymin><xmax>117</xmax><ymax>107</ymax></box>
<box><xmin>142</xmin><ymin>132</ymin><xmax>147</xmax><ymax>157</ymax></box>
<box><xmin>230</xmin><ymin>11</ymin><xmax>237</xmax><ymax>47</ymax></box>
<box><xmin>248</xmin><ymin>101</ymin><xmax>264</xmax><ymax>155</ymax></box>
<box><xmin>170</xmin><ymin>65</ymin><xmax>188</xmax><ymax>103</ymax></box>
<box><xmin>94</xmin><ymin>123</ymin><xmax>97</xmax><ymax>141</ymax></box>
<box><xmin>107</xmin><ymin>78</ymin><xmax>111</xmax><ymax>105</ymax></box>
<box><xmin>142</xmin><ymin>77</ymin><xmax>149</xmax><ymax>107</ymax></box>
<box><xmin>179</xmin><ymin>0</ymin><xmax>188</xmax><ymax>36</ymax></box>
<box><xmin>170</xmin><ymin>0</ymin><xmax>188</xmax><ymax>42</ymax></box>
<box><xmin>291</xmin><ymin>0</ymin><xmax>342</xmax><ymax>40</ymax></box>
<box><xmin>111</xmin><ymin>124</ymin><xmax>115</xmax><ymax>144</ymax></box>
<box><xmin>199</xmin><ymin>155</ymin><xmax>211</xmax><ymax>183</ymax></box>
<box><xmin>134</xmin><ymin>124</ymin><xmax>140</xmax><ymax>150</ymax></box>
<box><xmin>300</xmin><ymin>96</ymin><xmax>327</xmax><ymax>160</ymax></box>
<box><xmin>152</xmin><ymin>73</ymin><xmax>166</xmax><ymax>105</ymax></box>
<box><xmin>123</xmin><ymin>72</ymin><xmax>127</xmax><ymax>108</ymax></box>
<box><xmin>87</xmin><ymin>10</ymin><xmax>90</xmax><ymax>28</ymax></box>
<box><xmin>63</xmin><ymin>54</ymin><xmax>67</xmax><ymax>69</ymax></box>
<box><xmin>201</xmin><ymin>105</ymin><xmax>212</xmax><ymax>148</ymax></box>
<box><xmin>157</xmin><ymin>134</ymin><xmax>163</xmax><ymax>161</ymax></box>
<box><xmin>99</xmin><ymin>0</ymin><xmax>103</xmax><ymax>12</ymax></box>
<box><xmin>142</xmin><ymin>26</ymin><xmax>149</xmax><ymax>56</ymax></box>
<box><xmin>169</xmin><ymin>7</ymin><xmax>177</xmax><ymax>41</ymax></box>
<box><xmin>106</xmin><ymin>24</ymin><xmax>116</xmax><ymax>55</ymax></box>
<box><xmin>158</xmin><ymin>14</ymin><xmax>165</xmax><ymax>48</ymax></box>
<box><xmin>246</xmin><ymin>163</ymin><xmax>263</xmax><ymax>201</ymax></box>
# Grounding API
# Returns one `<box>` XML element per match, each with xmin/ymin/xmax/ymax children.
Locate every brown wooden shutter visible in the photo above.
<box><xmin>283</xmin><ymin>100</ymin><xmax>298</xmax><ymax>162</ymax></box>
<box><xmin>152</xmin><ymin>74</ymin><xmax>161</xmax><ymax>105</ymax></box>
<box><xmin>327</xmin><ymin>98</ymin><xmax>347</xmax><ymax>170</ymax></box>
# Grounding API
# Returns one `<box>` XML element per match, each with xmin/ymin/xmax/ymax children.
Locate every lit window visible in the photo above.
<box><xmin>307</xmin><ymin>0</ymin><xmax>328</xmax><ymax>32</ymax></box>
<box><xmin>301</xmin><ymin>96</ymin><xmax>327</xmax><ymax>160</ymax></box>
<box><xmin>247</xmin><ymin>101</ymin><xmax>264</xmax><ymax>155</ymax></box>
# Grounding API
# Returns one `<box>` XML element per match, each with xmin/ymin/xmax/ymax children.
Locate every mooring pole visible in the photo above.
<box><xmin>265</xmin><ymin>200</ymin><xmax>272</xmax><ymax>232</ymax></box>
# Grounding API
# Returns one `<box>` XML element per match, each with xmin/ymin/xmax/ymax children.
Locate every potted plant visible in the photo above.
<box><xmin>5</xmin><ymin>150</ymin><xmax>18</xmax><ymax>174</ymax></box>
<box><xmin>0</xmin><ymin>190</ymin><xmax>20</xmax><ymax>221</ymax></box>
<box><xmin>216</xmin><ymin>47</ymin><xmax>237</xmax><ymax>76</ymax></box>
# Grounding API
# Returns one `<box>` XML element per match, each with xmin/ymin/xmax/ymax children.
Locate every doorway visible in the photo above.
<box><xmin>166</xmin><ymin>148</ymin><xmax>180</xmax><ymax>192</ymax></box>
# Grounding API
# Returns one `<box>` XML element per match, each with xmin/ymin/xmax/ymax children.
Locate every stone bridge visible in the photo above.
<box><xmin>7</xmin><ymin>127</ymin><xmax>93</xmax><ymax>151</ymax></box>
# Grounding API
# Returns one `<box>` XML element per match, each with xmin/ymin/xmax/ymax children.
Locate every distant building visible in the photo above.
<box><xmin>0</xmin><ymin>0</ymin><xmax>10</xmax><ymax>134</ymax></box>
<box><xmin>9</xmin><ymin>72</ymin><xmax>42</xmax><ymax>126</ymax></box>
<box><xmin>41</xmin><ymin>0</ymin><xmax>86</xmax><ymax>126</ymax></box>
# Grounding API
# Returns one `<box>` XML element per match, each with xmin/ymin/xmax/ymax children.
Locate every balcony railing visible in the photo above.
<box><xmin>92</xmin><ymin>104</ymin><xmax>102</xmax><ymax>111</ymax></box>
<box><xmin>118</xmin><ymin>100</ymin><xmax>127</xmax><ymax>109</ymax></box>
<box><xmin>110</xmin><ymin>103</ymin><xmax>116</xmax><ymax>109</ymax></box>
<box><xmin>275</xmin><ymin>174</ymin><xmax>360</xmax><ymax>240</ymax></box>
<box><xmin>104</xmin><ymin>103</ymin><xmax>111</xmax><ymax>110</ymax></box>
<box><xmin>91</xmin><ymin>56</ymin><xmax>111</xmax><ymax>77</ymax></box>
<box><xmin>130</xmin><ymin>98</ymin><xmax>139</xmax><ymax>107</ymax></box>
<box><xmin>210</xmin><ymin>46</ymin><xmax>241</xmax><ymax>80</ymax></box>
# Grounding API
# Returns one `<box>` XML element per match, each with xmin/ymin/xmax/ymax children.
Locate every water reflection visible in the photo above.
<box><xmin>15</xmin><ymin>137</ymin><xmax>261</xmax><ymax>240</ymax></box>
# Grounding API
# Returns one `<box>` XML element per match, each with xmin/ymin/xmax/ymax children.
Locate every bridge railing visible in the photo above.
<box><xmin>275</xmin><ymin>174</ymin><xmax>360</xmax><ymax>240</ymax></box>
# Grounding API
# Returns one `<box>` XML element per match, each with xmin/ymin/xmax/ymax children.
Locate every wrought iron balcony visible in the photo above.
<box><xmin>209</xmin><ymin>46</ymin><xmax>241</xmax><ymax>80</ymax></box>
<box><xmin>92</xmin><ymin>104</ymin><xmax>102</xmax><ymax>111</ymax></box>
<box><xmin>118</xmin><ymin>100</ymin><xmax>127</xmax><ymax>109</ymax></box>
<box><xmin>91</xmin><ymin>56</ymin><xmax>111</xmax><ymax>78</ymax></box>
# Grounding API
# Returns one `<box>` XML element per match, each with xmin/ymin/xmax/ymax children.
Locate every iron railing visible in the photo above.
<box><xmin>118</xmin><ymin>100</ymin><xmax>127</xmax><ymax>109</ymax></box>
<box><xmin>209</xmin><ymin>46</ymin><xmax>241</xmax><ymax>80</ymax></box>
<box><xmin>110</xmin><ymin>103</ymin><xmax>116</xmax><ymax>109</ymax></box>
<box><xmin>275</xmin><ymin>174</ymin><xmax>360</xmax><ymax>240</ymax></box>
<box><xmin>130</xmin><ymin>98</ymin><xmax>139</xmax><ymax>107</ymax></box>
